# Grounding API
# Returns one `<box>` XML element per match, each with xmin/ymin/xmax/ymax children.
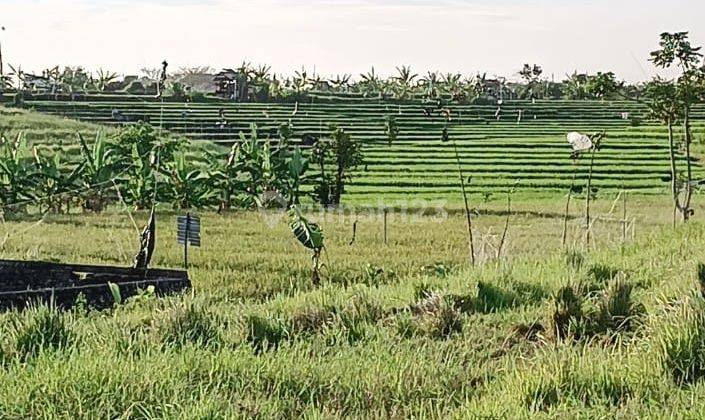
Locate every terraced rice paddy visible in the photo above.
<box><xmin>14</xmin><ymin>97</ymin><xmax>705</xmax><ymax>203</ymax></box>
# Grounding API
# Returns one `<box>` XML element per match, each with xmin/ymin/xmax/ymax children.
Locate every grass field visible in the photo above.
<box><xmin>2</xmin><ymin>98</ymin><xmax>705</xmax><ymax>417</ymax></box>
<box><xmin>9</xmin><ymin>97</ymin><xmax>705</xmax><ymax>202</ymax></box>
<box><xmin>0</xmin><ymin>196</ymin><xmax>705</xmax><ymax>417</ymax></box>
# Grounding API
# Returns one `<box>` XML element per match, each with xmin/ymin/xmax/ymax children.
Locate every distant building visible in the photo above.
<box><xmin>214</xmin><ymin>69</ymin><xmax>237</xmax><ymax>99</ymax></box>
<box><xmin>105</xmin><ymin>75</ymin><xmax>139</xmax><ymax>92</ymax></box>
<box><xmin>314</xmin><ymin>80</ymin><xmax>331</xmax><ymax>92</ymax></box>
<box><xmin>177</xmin><ymin>73</ymin><xmax>216</xmax><ymax>94</ymax></box>
<box><xmin>214</xmin><ymin>69</ymin><xmax>249</xmax><ymax>101</ymax></box>
<box><xmin>23</xmin><ymin>74</ymin><xmax>54</xmax><ymax>92</ymax></box>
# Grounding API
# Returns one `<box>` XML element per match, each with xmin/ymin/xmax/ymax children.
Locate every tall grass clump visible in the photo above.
<box><xmin>594</xmin><ymin>277</ymin><xmax>643</xmax><ymax>334</ymax></box>
<box><xmin>397</xmin><ymin>292</ymin><xmax>463</xmax><ymax>339</ymax></box>
<box><xmin>650</xmin><ymin>294</ymin><xmax>705</xmax><ymax>385</ymax></box>
<box><xmin>508</xmin><ymin>346</ymin><xmax>652</xmax><ymax>413</ymax></box>
<box><xmin>156</xmin><ymin>301</ymin><xmax>224</xmax><ymax>349</ymax></box>
<box><xmin>6</xmin><ymin>305</ymin><xmax>74</xmax><ymax>361</ymax></box>
<box><xmin>549</xmin><ymin>285</ymin><xmax>584</xmax><ymax>341</ymax></box>
<box><xmin>246</xmin><ymin>313</ymin><xmax>290</xmax><ymax>352</ymax></box>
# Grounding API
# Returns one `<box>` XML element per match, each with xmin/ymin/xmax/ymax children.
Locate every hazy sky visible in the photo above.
<box><xmin>1</xmin><ymin>0</ymin><xmax>703</xmax><ymax>82</ymax></box>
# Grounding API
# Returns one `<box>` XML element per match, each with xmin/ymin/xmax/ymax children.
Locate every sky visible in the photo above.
<box><xmin>0</xmin><ymin>0</ymin><xmax>703</xmax><ymax>82</ymax></box>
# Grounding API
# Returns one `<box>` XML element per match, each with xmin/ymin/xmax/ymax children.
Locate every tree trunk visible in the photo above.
<box><xmin>453</xmin><ymin>140</ymin><xmax>475</xmax><ymax>266</ymax></box>
<box><xmin>683</xmin><ymin>109</ymin><xmax>693</xmax><ymax>222</ymax></box>
<box><xmin>585</xmin><ymin>148</ymin><xmax>596</xmax><ymax>247</ymax></box>
<box><xmin>667</xmin><ymin>119</ymin><xmax>683</xmax><ymax>226</ymax></box>
<box><xmin>562</xmin><ymin>168</ymin><xmax>577</xmax><ymax>247</ymax></box>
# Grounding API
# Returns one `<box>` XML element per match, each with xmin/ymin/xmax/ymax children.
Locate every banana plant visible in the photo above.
<box><xmin>77</xmin><ymin>132</ymin><xmax>117</xmax><ymax>212</ymax></box>
<box><xmin>123</xmin><ymin>142</ymin><xmax>158</xmax><ymax>210</ymax></box>
<box><xmin>7</xmin><ymin>64</ymin><xmax>24</xmax><ymax>91</ymax></box>
<box><xmin>209</xmin><ymin>124</ymin><xmax>276</xmax><ymax>209</ymax></box>
<box><xmin>95</xmin><ymin>69</ymin><xmax>119</xmax><ymax>91</ymax></box>
<box><xmin>112</xmin><ymin>123</ymin><xmax>184</xmax><ymax>209</ymax></box>
<box><xmin>166</xmin><ymin>152</ymin><xmax>216</xmax><ymax>209</ymax></box>
<box><xmin>0</xmin><ymin>133</ymin><xmax>37</xmax><ymax>214</ymax></box>
<box><xmin>32</xmin><ymin>147</ymin><xmax>81</xmax><ymax>214</ymax></box>
<box><xmin>329</xmin><ymin>74</ymin><xmax>351</xmax><ymax>92</ymax></box>
<box><xmin>359</xmin><ymin>67</ymin><xmax>381</xmax><ymax>97</ymax></box>
<box><xmin>207</xmin><ymin>143</ymin><xmax>248</xmax><ymax>211</ymax></box>
<box><xmin>283</xmin><ymin>147</ymin><xmax>309</xmax><ymax>205</ymax></box>
<box><xmin>289</xmin><ymin>206</ymin><xmax>324</xmax><ymax>285</ymax></box>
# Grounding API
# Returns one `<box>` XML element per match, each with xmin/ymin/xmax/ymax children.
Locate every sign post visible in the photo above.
<box><xmin>177</xmin><ymin>213</ymin><xmax>201</xmax><ymax>269</ymax></box>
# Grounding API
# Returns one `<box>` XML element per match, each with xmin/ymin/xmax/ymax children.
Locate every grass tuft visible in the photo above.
<box><xmin>7</xmin><ymin>305</ymin><xmax>74</xmax><ymax>361</ymax></box>
<box><xmin>157</xmin><ymin>301</ymin><xmax>224</xmax><ymax>349</ymax></box>
<box><xmin>246</xmin><ymin>314</ymin><xmax>290</xmax><ymax>352</ymax></box>
<box><xmin>549</xmin><ymin>285</ymin><xmax>584</xmax><ymax>341</ymax></box>
<box><xmin>651</xmin><ymin>295</ymin><xmax>705</xmax><ymax>385</ymax></box>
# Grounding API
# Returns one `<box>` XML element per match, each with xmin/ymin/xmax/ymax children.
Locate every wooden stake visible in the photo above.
<box><xmin>562</xmin><ymin>168</ymin><xmax>577</xmax><ymax>247</ymax></box>
<box><xmin>383</xmin><ymin>208</ymin><xmax>388</xmax><ymax>245</ymax></box>
<box><xmin>497</xmin><ymin>186</ymin><xmax>514</xmax><ymax>260</ymax></box>
<box><xmin>452</xmin><ymin>139</ymin><xmax>475</xmax><ymax>266</ymax></box>
<box><xmin>621</xmin><ymin>189</ymin><xmax>627</xmax><ymax>245</ymax></box>
<box><xmin>183</xmin><ymin>212</ymin><xmax>190</xmax><ymax>270</ymax></box>
<box><xmin>349</xmin><ymin>218</ymin><xmax>358</xmax><ymax>246</ymax></box>
<box><xmin>585</xmin><ymin>148</ymin><xmax>597</xmax><ymax>248</ymax></box>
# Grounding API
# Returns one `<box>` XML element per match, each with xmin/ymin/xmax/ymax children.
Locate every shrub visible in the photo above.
<box><xmin>475</xmin><ymin>281</ymin><xmax>519</xmax><ymax>313</ymax></box>
<box><xmin>326</xmin><ymin>293</ymin><xmax>383</xmax><ymax>345</ymax></box>
<box><xmin>697</xmin><ymin>263</ymin><xmax>705</xmax><ymax>299</ymax></box>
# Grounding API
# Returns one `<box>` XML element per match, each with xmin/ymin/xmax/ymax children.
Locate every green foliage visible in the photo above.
<box><xmin>0</xmin><ymin>133</ymin><xmax>37</xmax><ymax>214</ymax></box>
<box><xmin>519</xmin><ymin>64</ymin><xmax>544</xmax><ymax>99</ymax></box>
<box><xmin>110</xmin><ymin>123</ymin><xmax>185</xmax><ymax>209</ymax></box>
<box><xmin>289</xmin><ymin>206</ymin><xmax>323</xmax><ymax>251</ymax></box>
<box><xmin>550</xmin><ymin>284</ymin><xmax>584</xmax><ymax>341</ymax></box>
<box><xmin>326</xmin><ymin>125</ymin><xmax>364</xmax><ymax>206</ymax></box>
<box><xmin>108</xmin><ymin>282</ymin><xmax>122</xmax><ymax>305</ymax></box>
<box><xmin>562</xmin><ymin>72</ymin><xmax>590</xmax><ymax>99</ymax></box>
<box><xmin>166</xmin><ymin>152</ymin><xmax>215</xmax><ymax>209</ymax></box>
<box><xmin>246</xmin><ymin>314</ymin><xmax>289</xmax><ymax>352</ymax></box>
<box><xmin>585</xmin><ymin>72</ymin><xmax>623</xmax><ymax>100</ymax></box>
<box><xmin>595</xmin><ymin>277</ymin><xmax>641</xmax><ymax>333</ymax></box>
<box><xmin>77</xmin><ymin>132</ymin><xmax>117</xmax><ymax>212</ymax></box>
<box><xmin>32</xmin><ymin>149</ymin><xmax>80</xmax><ymax>214</ymax></box>
<box><xmin>289</xmin><ymin>206</ymin><xmax>325</xmax><ymax>284</ymax></box>
<box><xmin>403</xmin><ymin>292</ymin><xmax>463</xmax><ymax>339</ymax></box>
<box><xmin>209</xmin><ymin>124</ymin><xmax>309</xmax><ymax>210</ymax></box>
